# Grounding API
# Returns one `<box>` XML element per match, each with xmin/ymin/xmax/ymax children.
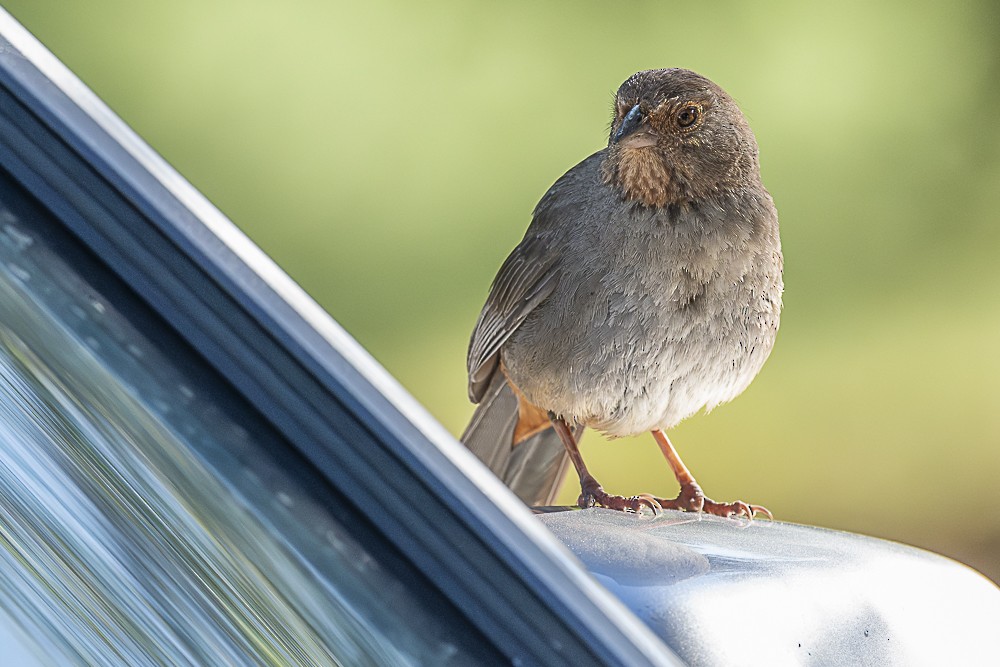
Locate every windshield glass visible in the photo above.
<box><xmin>0</xmin><ymin>178</ymin><xmax>493</xmax><ymax>666</ymax></box>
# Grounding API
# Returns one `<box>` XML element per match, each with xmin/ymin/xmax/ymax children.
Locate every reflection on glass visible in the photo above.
<box><xmin>0</xmin><ymin>186</ymin><xmax>490</xmax><ymax>665</ymax></box>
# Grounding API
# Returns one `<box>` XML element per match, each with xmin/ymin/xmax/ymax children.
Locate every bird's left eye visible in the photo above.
<box><xmin>676</xmin><ymin>105</ymin><xmax>701</xmax><ymax>128</ymax></box>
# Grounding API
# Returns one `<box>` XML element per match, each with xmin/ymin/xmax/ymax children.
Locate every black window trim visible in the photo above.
<box><xmin>0</xmin><ymin>10</ymin><xmax>681</xmax><ymax>667</ymax></box>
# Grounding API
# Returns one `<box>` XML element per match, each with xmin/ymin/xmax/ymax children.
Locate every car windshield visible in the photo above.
<box><xmin>0</xmin><ymin>180</ymin><xmax>495</xmax><ymax>665</ymax></box>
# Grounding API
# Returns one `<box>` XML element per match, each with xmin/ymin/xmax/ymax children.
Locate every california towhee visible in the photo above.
<box><xmin>462</xmin><ymin>68</ymin><xmax>782</xmax><ymax>518</ymax></box>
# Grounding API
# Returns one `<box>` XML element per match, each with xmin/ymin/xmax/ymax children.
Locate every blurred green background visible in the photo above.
<box><xmin>5</xmin><ymin>1</ymin><xmax>998</xmax><ymax>582</ymax></box>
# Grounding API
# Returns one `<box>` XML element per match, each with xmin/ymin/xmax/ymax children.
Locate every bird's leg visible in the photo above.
<box><xmin>548</xmin><ymin>412</ymin><xmax>659</xmax><ymax>515</ymax></box>
<box><xmin>651</xmin><ymin>429</ymin><xmax>772</xmax><ymax>520</ymax></box>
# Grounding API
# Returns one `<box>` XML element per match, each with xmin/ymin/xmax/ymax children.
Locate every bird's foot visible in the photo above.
<box><xmin>702</xmin><ymin>498</ymin><xmax>772</xmax><ymax>520</ymax></box>
<box><xmin>578</xmin><ymin>480</ymin><xmax>660</xmax><ymax>515</ymax></box>
<box><xmin>654</xmin><ymin>482</ymin><xmax>772</xmax><ymax>520</ymax></box>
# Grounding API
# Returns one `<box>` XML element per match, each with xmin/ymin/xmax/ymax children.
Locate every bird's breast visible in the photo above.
<box><xmin>502</xmin><ymin>192</ymin><xmax>781</xmax><ymax>436</ymax></box>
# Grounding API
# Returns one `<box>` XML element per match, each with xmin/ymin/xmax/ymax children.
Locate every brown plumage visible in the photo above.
<box><xmin>462</xmin><ymin>68</ymin><xmax>782</xmax><ymax>518</ymax></box>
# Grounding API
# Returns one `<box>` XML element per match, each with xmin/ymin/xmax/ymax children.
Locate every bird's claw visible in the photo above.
<box><xmin>578</xmin><ymin>484</ymin><xmax>660</xmax><ymax>515</ymax></box>
<box><xmin>654</xmin><ymin>481</ymin><xmax>706</xmax><ymax>513</ymax></box>
<box><xmin>655</xmin><ymin>483</ymin><xmax>772</xmax><ymax>520</ymax></box>
<box><xmin>701</xmin><ymin>498</ymin><xmax>773</xmax><ymax>520</ymax></box>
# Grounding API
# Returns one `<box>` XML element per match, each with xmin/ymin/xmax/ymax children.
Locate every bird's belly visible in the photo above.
<box><xmin>503</xmin><ymin>276</ymin><xmax>779</xmax><ymax>437</ymax></box>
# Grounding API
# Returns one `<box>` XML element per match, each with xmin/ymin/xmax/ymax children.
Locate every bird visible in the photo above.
<box><xmin>461</xmin><ymin>68</ymin><xmax>782</xmax><ymax>519</ymax></box>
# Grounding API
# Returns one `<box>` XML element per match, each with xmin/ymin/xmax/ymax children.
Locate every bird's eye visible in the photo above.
<box><xmin>676</xmin><ymin>105</ymin><xmax>700</xmax><ymax>128</ymax></box>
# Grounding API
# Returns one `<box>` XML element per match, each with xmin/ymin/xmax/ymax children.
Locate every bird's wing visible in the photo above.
<box><xmin>466</xmin><ymin>232</ymin><xmax>561</xmax><ymax>403</ymax></box>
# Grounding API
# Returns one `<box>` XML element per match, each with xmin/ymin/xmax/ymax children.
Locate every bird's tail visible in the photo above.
<box><xmin>460</xmin><ymin>373</ymin><xmax>572</xmax><ymax>507</ymax></box>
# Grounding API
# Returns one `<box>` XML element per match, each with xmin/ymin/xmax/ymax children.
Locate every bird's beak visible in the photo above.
<box><xmin>613</xmin><ymin>104</ymin><xmax>644</xmax><ymax>144</ymax></box>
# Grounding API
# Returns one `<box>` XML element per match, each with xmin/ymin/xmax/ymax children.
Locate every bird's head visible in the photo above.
<box><xmin>602</xmin><ymin>68</ymin><xmax>762</xmax><ymax>208</ymax></box>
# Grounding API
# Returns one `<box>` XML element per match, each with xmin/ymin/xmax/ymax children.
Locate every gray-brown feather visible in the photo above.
<box><xmin>466</xmin><ymin>234</ymin><xmax>561</xmax><ymax>402</ymax></box>
<box><xmin>459</xmin><ymin>372</ymin><xmax>570</xmax><ymax>505</ymax></box>
<box><xmin>501</xmin><ymin>153</ymin><xmax>781</xmax><ymax>436</ymax></box>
